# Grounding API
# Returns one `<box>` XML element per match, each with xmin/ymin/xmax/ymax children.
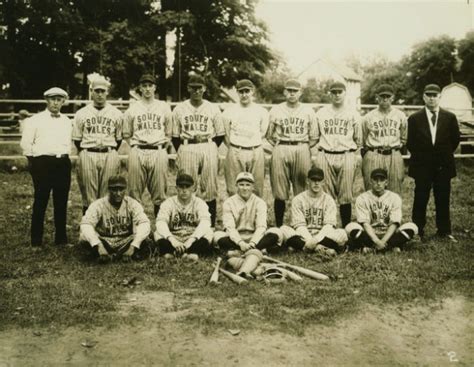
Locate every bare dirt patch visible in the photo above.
<box><xmin>0</xmin><ymin>293</ymin><xmax>472</xmax><ymax>366</ymax></box>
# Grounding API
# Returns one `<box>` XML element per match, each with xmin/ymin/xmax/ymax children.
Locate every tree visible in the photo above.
<box><xmin>457</xmin><ymin>31</ymin><xmax>474</xmax><ymax>96</ymax></box>
<box><xmin>300</xmin><ymin>78</ymin><xmax>332</xmax><ymax>104</ymax></box>
<box><xmin>404</xmin><ymin>35</ymin><xmax>459</xmax><ymax>102</ymax></box>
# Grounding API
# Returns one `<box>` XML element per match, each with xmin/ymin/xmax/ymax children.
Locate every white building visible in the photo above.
<box><xmin>297</xmin><ymin>58</ymin><xmax>362</xmax><ymax>108</ymax></box>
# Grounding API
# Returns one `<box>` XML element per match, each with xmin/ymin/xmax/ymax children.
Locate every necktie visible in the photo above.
<box><xmin>431</xmin><ymin>111</ymin><xmax>436</xmax><ymax>126</ymax></box>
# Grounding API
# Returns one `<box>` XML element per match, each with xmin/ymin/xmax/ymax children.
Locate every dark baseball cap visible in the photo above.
<box><xmin>376</xmin><ymin>84</ymin><xmax>394</xmax><ymax>96</ymax></box>
<box><xmin>424</xmin><ymin>84</ymin><xmax>441</xmax><ymax>94</ymax></box>
<box><xmin>176</xmin><ymin>173</ymin><xmax>194</xmax><ymax>187</ymax></box>
<box><xmin>139</xmin><ymin>74</ymin><xmax>156</xmax><ymax>84</ymax></box>
<box><xmin>285</xmin><ymin>79</ymin><xmax>302</xmax><ymax>90</ymax></box>
<box><xmin>236</xmin><ymin>79</ymin><xmax>255</xmax><ymax>91</ymax></box>
<box><xmin>329</xmin><ymin>82</ymin><xmax>346</xmax><ymax>92</ymax></box>
<box><xmin>307</xmin><ymin>167</ymin><xmax>324</xmax><ymax>181</ymax></box>
<box><xmin>188</xmin><ymin>75</ymin><xmax>205</xmax><ymax>86</ymax></box>
<box><xmin>108</xmin><ymin>175</ymin><xmax>127</xmax><ymax>188</ymax></box>
<box><xmin>370</xmin><ymin>168</ymin><xmax>388</xmax><ymax>180</ymax></box>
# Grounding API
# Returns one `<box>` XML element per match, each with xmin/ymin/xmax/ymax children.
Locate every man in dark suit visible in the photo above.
<box><xmin>407</xmin><ymin>84</ymin><xmax>460</xmax><ymax>241</ymax></box>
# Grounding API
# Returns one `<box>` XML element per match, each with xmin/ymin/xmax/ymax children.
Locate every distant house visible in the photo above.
<box><xmin>440</xmin><ymin>82</ymin><xmax>473</xmax><ymax>123</ymax></box>
<box><xmin>297</xmin><ymin>58</ymin><xmax>362</xmax><ymax>108</ymax></box>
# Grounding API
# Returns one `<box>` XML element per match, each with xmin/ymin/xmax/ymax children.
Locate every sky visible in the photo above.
<box><xmin>255</xmin><ymin>0</ymin><xmax>473</xmax><ymax>73</ymax></box>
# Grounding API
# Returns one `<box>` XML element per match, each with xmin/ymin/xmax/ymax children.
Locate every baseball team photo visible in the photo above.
<box><xmin>0</xmin><ymin>1</ymin><xmax>473</xmax><ymax>366</ymax></box>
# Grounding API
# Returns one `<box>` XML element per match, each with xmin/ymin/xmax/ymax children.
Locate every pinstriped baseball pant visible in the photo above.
<box><xmin>128</xmin><ymin>146</ymin><xmax>168</xmax><ymax>205</ymax></box>
<box><xmin>77</xmin><ymin>150</ymin><xmax>121</xmax><ymax>206</ymax></box>
<box><xmin>362</xmin><ymin>150</ymin><xmax>405</xmax><ymax>194</ymax></box>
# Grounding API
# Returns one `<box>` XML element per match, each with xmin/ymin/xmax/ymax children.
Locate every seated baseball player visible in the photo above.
<box><xmin>214</xmin><ymin>172</ymin><xmax>282</xmax><ymax>255</ymax></box>
<box><xmin>154</xmin><ymin>172</ymin><xmax>214</xmax><ymax>261</ymax></box>
<box><xmin>280</xmin><ymin>167</ymin><xmax>348</xmax><ymax>256</ymax></box>
<box><xmin>345</xmin><ymin>168</ymin><xmax>418</xmax><ymax>253</ymax></box>
<box><xmin>79</xmin><ymin>175</ymin><xmax>154</xmax><ymax>263</ymax></box>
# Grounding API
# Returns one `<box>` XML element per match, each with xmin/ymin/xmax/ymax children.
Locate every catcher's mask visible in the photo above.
<box><xmin>262</xmin><ymin>266</ymin><xmax>287</xmax><ymax>284</ymax></box>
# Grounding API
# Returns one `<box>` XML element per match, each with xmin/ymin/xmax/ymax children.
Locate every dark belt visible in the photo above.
<box><xmin>134</xmin><ymin>144</ymin><xmax>164</xmax><ymax>150</ymax></box>
<box><xmin>367</xmin><ymin>147</ymin><xmax>400</xmax><ymax>155</ymax></box>
<box><xmin>85</xmin><ymin>147</ymin><xmax>114</xmax><ymax>153</ymax></box>
<box><xmin>319</xmin><ymin>148</ymin><xmax>356</xmax><ymax>154</ymax></box>
<box><xmin>182</xmin><ymin>136</ymin><xmax>212</xmax><ymax>144</ymax></box>
<box><xmin>37</xmin><ymin>154</ymin><xmax>69</xmax><ymax>159</ymax></box>
<box><xmin>278</xmin><ymin>140</ymin><xmax>308</xmax><ymax>145</ymax></box>
<box><xmin>230</xmin><ymin>143</ymin><xmax>261</xmax><ymax>150</ymax></box>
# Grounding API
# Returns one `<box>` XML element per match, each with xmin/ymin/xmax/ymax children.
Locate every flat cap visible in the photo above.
<box><xmin>139</xmin><ymin>74</ymin><xmax>156</xmax><ymax>84</ymax></box>
<box><xmin>376</xmin><ymin>84</ymin><xmax>394</xmax><ymax>96</ymax></box>
<box><xmin>236</xmin><ymin>171</ymin><xmax>255</xmax><ymax>184</ymax></box>
<box><xmin>370</xmin><ymin>168</ymin><xmax>388</xmax><ymax>180</ymax></box>
<box><xmin>108</xmin><ymin>175</ymin><xmax>127</xmax><ymax>188</ymax></box>
<box><xmin>285</xmin><ymin>79</ymin><xmax>302</xmax><ymax>90</ymax></box>
<box><xmin>176</xmin><ymin>172</ymin><xmax>194</xmax><ymax>187</ymax></box>
<box><xmin>43</xmin><ymin>87</ymin><xmax>68</xmax><ymax>98</ymax></box>
<box><xmin>329</xmin><ymin>81</ymin><xmax>346</xmax><ymax>92</ymax></box>
<box><xmin>90</xmin><ymin>77</ymin><xmax>111</xmax><ymax>90</ymax></box>
<box><xmin>236</xmin><ymin>79</ymin><xmax>255</xmax><ymax>91</ymax></box>
<box><xmin>307</xmin><ymin>167</ymin><xmax>324</xmax><ymax>181</ymax></box>
<box><xmin>188</xmin><ymin>75</ymin><xmax>205</xmax><ymax>86</ymax></box>
<box><xmin>424</xmin><ymin>84</ymin><xmax>441</xmax><ymax>94</ymax></box>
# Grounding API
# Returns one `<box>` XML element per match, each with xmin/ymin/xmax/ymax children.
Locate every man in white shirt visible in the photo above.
<box><xmin>222</xmin><ymin>79</ymin><xmax>269</xmax><ymax>197</ymax></box>
<box><xmin>20</xmin><ymin>87</ymin><xmax>72</xmax><ymax>248</ymax></box>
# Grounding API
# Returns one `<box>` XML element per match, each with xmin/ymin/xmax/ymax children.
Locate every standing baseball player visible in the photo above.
<box><xmin>154</xmin><ymin>172</ymin><xmax>214</xmax><ymax>261</ymax></box>
<box><xmin>222</xmin><ymin>79</ymin><xmax>269</xmax><ymax>197</ymax></box>
<box><xmin>361</xmin><ymin>84</ymin><xmax>407</xmax><ymax>193</ymax></box>
<box><xmin>123</xmin><ymin>74</ymin><xmax>172</xmax><ymax>217</ymax></box>
<box><xmin>73</xmin><ymin>77</ymin><xmax>123</xmax><ymax>213</ymax></box>
<box><xmin>214</xmin><ymin>172</ymin><xmax>282</xmax><ymax>255</ymax></box>
<box><xmin>313</xmin><ymin>81</ymin><xmax>362</xmax><ymax>227</ymax></box>
<box><xmin>20</xmin><ymin>87</ymin><xmax>72</xmax><ymax>248</ymax></box>
<box><xmin>280</xmin><ymin>167</ymin><xmax>348</xmax><ymax>256</ymax></box>
<box><xmin>345</xmin><ymin>168</ymin><xmax>418</xmax><ymax>253</ymax></box>
<box><xmin>267</xmin><ymin>78</ymin><xmax>317</xmax><ymax>226</ymax></box>
<box><xmin>79</xmin><ymin>175</ymin><xmax>154</xmax><ymax>263</ymax></box>
<box><xmin>171</xmin><ymin>75</ymin><xmax>224</xmax><ymax>226</ymax></box>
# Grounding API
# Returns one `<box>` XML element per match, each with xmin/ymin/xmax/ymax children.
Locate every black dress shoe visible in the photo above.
<box><xmin>436</xmin><ymin>233</ymin><xmax>458</xmax><ymax>243</ymax></box>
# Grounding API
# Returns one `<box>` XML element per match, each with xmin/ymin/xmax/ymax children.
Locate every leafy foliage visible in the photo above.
<box><xmin>457</xmin><ymin>31</ymin><xmax>474</xmax><ymax>96</ymax></box>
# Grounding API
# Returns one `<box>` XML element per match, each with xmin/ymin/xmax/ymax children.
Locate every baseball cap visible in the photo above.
<box><xmin>370</xmin><ymin>168</ymin><xmax>388</xmax><ymax>180</ymax></box>
<box><xmin>376</xmin><ymin>84</ymin><xmax>394</xmax><ymax>96</ymax></box>
<box><xmin>139</xmin><ymin>74</ymin><xmax>156</xmax><ymax>84</ymax></box>
<box><xmin>43</xmin><ymin>87</ymin><xmax>68</xmax><ymax>99</ymax></box>
<box><xmin>236</xmin><ymin>79</ymin><xmax>255</xmax><ymax>91</ymax></box>
<box><xmin>285</xmin><ymin>79</ymin><xmax>301</xmax><ymax>90</ymax></box>
<box><xmin>188</xmin><ymin>75</ymin><xmax>205</xmax><ymax>86</ymax></box>
<box><xmin>307</xmin><ymin>167</ymin><xmax>324</xmax><ymax>181</ymax></box>
<box><xmin>236</xmin><ymin>172</ymin><xmax>255</xmax><ymax>184</ymax></box>
<box><xmin>18</xmin><ymin>109</ymin><xmax>29</xmax><ymax>118</ymax></box>
<box><xmin>176</xmin><ymin>173</ymin><xmax>194</xmax><ymax>187</ymax></box>
<box><xmin>108</xmin><ymin>175</ymin><xmax>127</xmax><ymax>188</ymax></box>
<box><xmin>90</xmin><ymin>77</ymin><xmax>111</xmax><ymax>90</ymax></box>
<box><xmin>424</xmin><ymin>84</ymin><xmax>441</xmax><ymax>94</ymax></box>
<box><xmin>329</xmin><ymin>82</ymin><xmax>346</xmax><ymax>92</ymax></box>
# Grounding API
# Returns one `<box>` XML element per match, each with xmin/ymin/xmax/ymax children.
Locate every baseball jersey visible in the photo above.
<box><xmin>222</xmin><ymin>103</ymin><xmax>269</xmax><ymax>147</ymax></box>
<box><xmin>72</xmin><ymin>103</ymin><xmax>123</xmax><ymax>148</ymax></box>
<box><xmin>172</xmin><ymin>99</ymin><xmax>224</xmax><ymax>139</ymax></box>
<box><xmin>291</xmin><ymin>191</ymin><xmax>337</xmax><ymax>235</ymax></box>
<box><xmin>222</xmin><ymin>193</ymin><xmax>267</xmax><ymax>243</ymax></box>
<box><xmin>361</xmin><ymin>108</ymin><xmax>407</xmax><ymax>148</ymax></box>
<box><xmin>355</xmin><ymin>190</ymin><xmax>402</xmax><ymax>236</ymax></box>
<box><xmin>268</xmin><ymin>103</ymin><xmax>317</xmax><ymax>142</ymax></box>
<box><xmin>156</xmin><ymin>195</ymin><xmax>211</xmax><ymax>240</ymax></box>
<box><xmin>314</xmin><ymin>105</ymin><xmax>362</xmax><ymax>151</ymax></box>
<box><xmin>81</xmin><ymin>196</ymin><xmax>150</xmax><ymax>248</ymax></box>
<box><xmin>123</xmin><ymin>99</ymin><xmax>172</xmax><ymax>146</ymax></box>
<box><xmin>21</xmin><ymin>110</ymin><xmax>72</xmax><ymax>157</ymax></box>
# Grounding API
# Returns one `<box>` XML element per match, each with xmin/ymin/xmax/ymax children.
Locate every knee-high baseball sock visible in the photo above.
<box><xmin>82</xmin><ymin>206</ymin><xmax>88</xmax><ymax>215</ymax></box>
<box><xmin>256</xmin><ymin>233</ymin><xmax>279</xmax><ymax>252</ymax></box>
<box><xmin>340</xmin><ymin>204</ymin><xmax>352</xmax><ymax>228</ymax></box>
<box><xmin>154</xmin><ymin>204</ymin><xmax>161</xmax><ymax>217</ymax></box>
<box><xmin>274</xmin><ymin>199</ymin><xmax>286</xmax><ymax>227</ymax></box>
<box><xmin>286</xmin><ymin>235</ymin><xmax>305</xmax><ymax>251</ymax></box>
<box><xmin>206</xmin><ymin>200</ymin><xmax>216</xmax><ymax>227</ymax></box>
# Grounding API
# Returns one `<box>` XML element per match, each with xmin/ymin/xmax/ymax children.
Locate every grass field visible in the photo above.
<box><xmin>1</xmin><ymin>157</ymin><xmax>473</xmax><ymax>337</ymax></box>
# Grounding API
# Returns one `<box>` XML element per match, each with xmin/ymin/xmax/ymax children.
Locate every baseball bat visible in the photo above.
<box><xmin>262</xmin><ymin>255</ymin><xmax>329</xmax><ymax>281</ymax></box>
<box><xmin>219</xmin><ymin>268</ymin><xmax>248</xmax><ymax>285</ymax></box>
<box><xmin>209</xmin><ymin>257</ymin><xmax>222</xmax><ymax>284</ymax></box>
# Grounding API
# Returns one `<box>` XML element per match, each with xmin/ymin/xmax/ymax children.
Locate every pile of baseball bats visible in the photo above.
<box><xmin>209</xmin><ymin>255</ymin><xmax>329</xmax><ymax>285</ymax></box>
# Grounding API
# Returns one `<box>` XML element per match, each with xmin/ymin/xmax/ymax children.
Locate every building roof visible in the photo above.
<box><xmin>297</xmin><ymin>58</ymin><xmax>362</xmax><ymax>82</ymax></box>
